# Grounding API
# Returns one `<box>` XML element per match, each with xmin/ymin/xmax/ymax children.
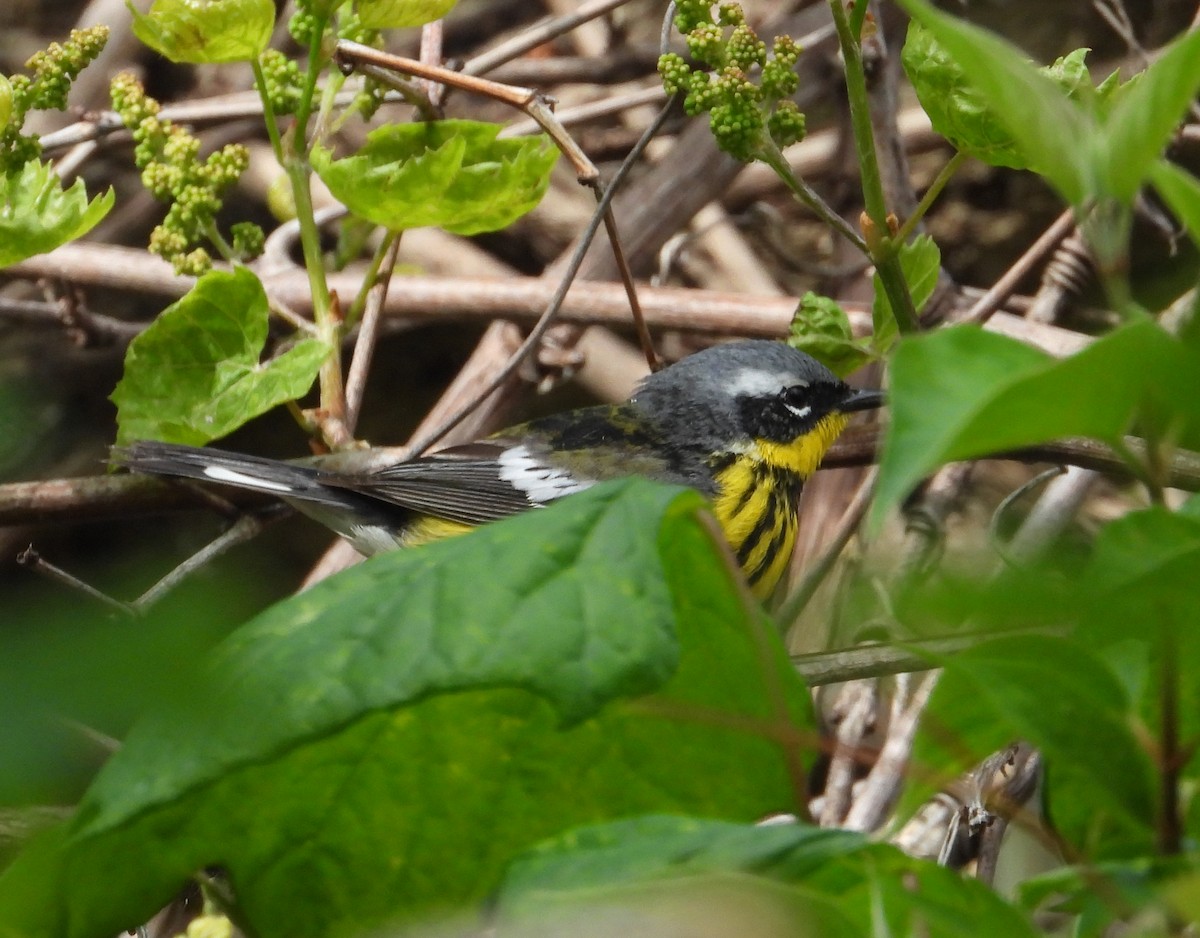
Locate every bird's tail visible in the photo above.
<box><xmin>114</xmin><ymin>440</ymin><xmax>352</xmax><ymax>509</ymax></box>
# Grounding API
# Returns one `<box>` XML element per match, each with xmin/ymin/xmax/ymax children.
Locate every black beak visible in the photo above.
<box><xmin>838</xmin><ymin>387</ymin><xmax>886</xmax><ymax>413</ymax></box>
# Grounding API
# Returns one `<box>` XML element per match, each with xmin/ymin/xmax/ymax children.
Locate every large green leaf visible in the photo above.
<box><xmin>903</xmin><ymin>635</ymin><xmax>1156</xmax><ymax>858</ymax></box>
<box><xmin>127</xmin><ymin>0</ymin><xmax>275</xmax><ymax>63</ymax></box>
<box><xmin>496</xmin><ymin>815</ymin><xmax>1038</xmax><ymax>937</ymax></box>
<box><xmin>898</xmin><ymin>2</ymin><xmax>1094</xmax><ymax>204</ymax></box>
<box><xmin>357</xmin><ymin>0</ymin><xmax>458</xmax><ymax>28</ymax></box>
<box><xmin>312</xmin><ymin>120</ymin><xmax>558</xmax><ymax>235</ymax></box>
<box><xmin>110</xmin><ymin>267</ymin><xmax>327</xmax><ymax>445</ymax></box>
<box><xmin>871</xmin><ymin>320</ymin><xmax>1200</xmax><ymax>527</ymax></box>
<box><xmin>0</xmin><ymin>162</ymin><xmax>113</xmax><ymax>267</ymax></box>
<box><xmin>0</xmin><ymin>481</ymin><xmax>814</xmax><ymax>938</ymax></box>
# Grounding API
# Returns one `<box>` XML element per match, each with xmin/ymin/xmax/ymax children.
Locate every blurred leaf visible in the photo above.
<box><xmin>872</xmin><ymin>234</ymin><xmax>940</xmax><ymax>352</ymax></box>
<box><xmin>1150</xmin><ymin>160</ymin><xmax>1200</xmax><ymax>253</ymax></box>
<box><xmin>788</xmin><ymin>292</ymin><xmax>871</xmax><ymax>377</ymax></box>
<box><xmin>903</xmin><ymin>636</ymin><xmax>1156</xmax><ymax>857</ymax></box>
<box><xmin>111</xmin><ymin>267</ymin><xmax>327</xmax><ymax>445</ymax></box>
<box><xmin>0</xmin><ymin>75</ymin><xmax>12</xmax><ymax>132</ymax></box>
<box><xmin>127</xmin><ymin>0</ymin><xmax>274</xmax><ymax>63</ymax></box>
<box><xmin>899</xmin><ymin>14</ymin><xmax>1093</xmax><ymax>200</ymax></box>
<box><xmin>1019</xmin><ymin>857</ymin><xmax>1199</xmax><ymax>938</ymax></box>
<box><xmin>497</xmin><ymin>815</ymin><xmax>1038</xmax><ymax>938</ymax></box>
<box><xmin>0</xmin><ymin>481</ymin><xmax>814</xmax><ymax>938</ymax></box>
<box><xmin>871</xmin><ymin>321</ymin><xmax>1200</xmax><ymax>528</ymax></box>
<box><xmin>312</xmin><ymin>120</ymin><xmax>558</xmax><ymax>235</ymax></box>
<box><xmin>1099</xmin><ymin>26</ymin><xmax>1200</xmax><ymax>201</ymax></box>
<box><xmin>357</xmin><ymin>0</ymin><xmax>458</xmax><ymax>28</ymax></box>
<box><xmin>0</xmin><ymin>162</ymin><xmax>113</xmax><ymax>267</ymax></box>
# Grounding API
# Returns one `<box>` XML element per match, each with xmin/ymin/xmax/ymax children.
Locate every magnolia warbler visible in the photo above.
<box><xmin>118</xmin><ymin>340</ymin><xmax>884</xmax><ymax>598</ymax></box>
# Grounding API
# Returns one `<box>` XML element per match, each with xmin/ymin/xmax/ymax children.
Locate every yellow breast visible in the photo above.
<box><xmin>710</xmin><ymin>413</ymin><xmax>850</xmax><ymax>599</ymax></box>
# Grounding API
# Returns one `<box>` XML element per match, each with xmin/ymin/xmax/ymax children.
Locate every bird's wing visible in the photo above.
<box><xmin>318</xmin><ymin>439</ymin><xmax>596</xmax><ymax>526</ymax></box>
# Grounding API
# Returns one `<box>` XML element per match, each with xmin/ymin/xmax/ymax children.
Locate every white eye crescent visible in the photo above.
<box><xmin>784</xmin><ymin>403</ymin><xmax>811</xmax><ymax>420</ymax></box>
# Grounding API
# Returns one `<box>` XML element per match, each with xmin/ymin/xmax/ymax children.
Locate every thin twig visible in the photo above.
<box><xmin>344</xmin><ymin>233</ymin><xmax>401</xmax><ymax>434</ymax></box>
<box><xmin>950</xmin><ymin>209</ymin><xmax>1076</xmax><ymax>326</ymax></box>
<box><xmin>16</xmin><ymin>546</ymin><xmax>135</xmax><ymax>617</ymax></box>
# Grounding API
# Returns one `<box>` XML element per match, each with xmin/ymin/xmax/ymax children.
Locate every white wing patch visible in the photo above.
<box><xmin>497</xmin><ymin>445</ymin><xmax>594</xmax><ymax>504</ymax></box>
<box><xmin>203</xmin><ymin>465</ymin><xmax>296</xmax><ymax>493</ymax></box>
<box><xmin>726</xmin><ymin>368</ymin><xmax>809</xmax><ymax>398</ymax></box>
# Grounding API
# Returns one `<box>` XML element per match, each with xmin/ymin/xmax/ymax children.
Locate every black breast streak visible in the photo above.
<box><xmin>742</xmin><ymin>467</ymin><xmax>806</xmax><ymax>586</ymax></box>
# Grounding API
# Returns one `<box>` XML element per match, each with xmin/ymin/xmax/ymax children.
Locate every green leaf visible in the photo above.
<box><xmin>497</xmin><ymin>816</ymin><xmax>1039</xmax><ymax>938</ymax></box>
<box><xmin>111</xmin><ymin>267</ymin><xmax>327</xmax><ymax>445</ymax></box>
<box><xmin>1099</xmin><ymin>26</ymin><xmax>1200</xmax><ymax>201</ymax></box>
<box><xmin>872</xmin><ymin>234</ymin><xmax>940</xmax><ymax>353</ymax></box>
<box><xmin>357</xmin><ymin>0</ymin><xmax>458</xmax><ymax>29</ymax></box>
<box><xmin>903</xmin><ymin>635</ymin><xmax>1156</xmax><ymax>856</ymax></box>
<box><xmin>0</xmin><ymin>162</ymin><xmax>114</xmax><ymax>267</ymax></box>
<box><xmin>788</xmin><ymin>292</ymin><xmax>871</xmax><ymax>377</ymax></box>
<box><xmin>1078</xmin><ymin>506</ymin><xmax>1200</xmax><ymax>765</ymax></box>
<box><xmin>127</xmin><ymin>0</ymin><xmax>274</xmax><ymax>63</ymax></box>
<box><xmin>1019</xmin><ymin>857</ymin><xmax>1199</xmax><ymax>935</ymax></box>
<box><xmin>1150</xmin><ymin>160</ymin><xmax>1200</xmax><ymax>252</ymax></box>
<box><xmin>312</xmin><ymin>120</ymin><xmax>559</xmax><ymax>235</ymax></box>
<box><xmin>3</xmin><ymin>481</ymin><xmax>814</xmax><ymax>938</ymax></box>
<box><xmin>898</xmin><ymin>4</ymin><xmax>1094</xmax><ymax>203</ymax></box>
<box><xmin>871</xmin><ymin>320</ymin><xmax>1200</xmax><ymax>527</ymax></box>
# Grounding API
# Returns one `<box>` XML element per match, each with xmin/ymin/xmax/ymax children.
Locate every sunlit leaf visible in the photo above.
<box><xmin>0</xmin><ymin>161</ymin><xmax>113</xmax><ymax>267</ymax></box>
<box><xmin>127</xmin><ymin>0</ymin><xmax>274</xmax><ymax>63</ymax></box>
<box><xmin>788</xmin><ymin>292</ymin><xmax>871</xmax><ymax>377</ymax></box>
<box><xmin>312</xmin><ymin>120</ymin><xmax>558</xmax><ymax>235</ymax></box>
<box><xmin>357</xmin><ymin>0</ymin><xmax>458</xmax><ymax>29</ymax></box>
<box><xmin>111</xmin><ymin>267</ymin><xmax>327</xmax><ymax>445</ymax></box>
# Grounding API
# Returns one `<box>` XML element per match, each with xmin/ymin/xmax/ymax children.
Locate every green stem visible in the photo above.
<box><xmin>849</xmin><ymin>0</ymin><xmax>870</xmax><ymax>38</ymax></box>
<box><xmin>344</xmin><ymin>229</ymin><xmax>399</xmax><ymax>329</ymax></box>
<box><xmin>892</xmin><ymin>150</ymin><xmax>966</xmax><ymax>246</ymax></box>
<box><xmin>204</xmin><ymin>221</ymin><xmax>236</xmax><ymax>262</ymax></box>
<box><xmin>827</xmin><ymin>0</ymin><xmax>920</xmax><ymax>333</ymax></box>
<box><xmin>759</xmin><ymin>148</ymin><xmax>868</xmax><ymax>253</ymax></box>
<box><xmin>251</xmin><ymin>57</ymin><xmax>285</xmax><ymax>166</ymax></box>
<box><xmin>291</xmin><ymin>14</ymin><xmax>331</xmax><ymax>156</ymax></box>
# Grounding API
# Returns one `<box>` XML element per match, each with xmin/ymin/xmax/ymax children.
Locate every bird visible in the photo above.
<box><xmin>116</xmin><ymin>340</ymin><xmax>884</xmax><ymax>599</ymax></box>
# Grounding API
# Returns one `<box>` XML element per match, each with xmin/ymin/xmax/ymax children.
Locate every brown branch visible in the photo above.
<box><xmin>4</xmin><ymin>433</ymin><xmax>1198</xmax><ymax>533</ymax></box>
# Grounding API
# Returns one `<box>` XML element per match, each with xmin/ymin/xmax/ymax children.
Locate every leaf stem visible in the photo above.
<box><xmin>892</xmin><ymin>150</ymin><xmax>967</xmax><ymax>247</ymax></box>
<box><xmin>758</xmin><ymin>146</ymin><xmax>868</xmax><ymax>253</ymax></box>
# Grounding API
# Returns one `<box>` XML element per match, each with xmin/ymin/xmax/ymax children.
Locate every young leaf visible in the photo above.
<box><xmin>2</xmin><ymin>481</ymin><xmax>814</xmax><ymax>938</ymax></box>
<box><xmin>312</xmin><ymin>121</ymin><xmax>559</xmax><ymax>235</ymax></box>
<box><xmin>871</xmin><ymin>320</ymin><xmax>1200</xmax><ymax>527</ymax></box>
<box><xmin>872</xmin><ymin>234</ymin><xmax>940</xmax><ymax>352</ymax></box>
<box><xmin>357</xmin><ymin>0</ymin><xmax>459</xmax><ymax>29</ymax></box>
<box><xmin>111</xmin><ymin>267</ymin><xmax>326</xmax><ymax>445</ymax></box>
<box><xmin>788</xmin><ymin>292</ymin><xmax>871</xmax><ymax>377</ymax></box>
<box><xmin>497</xmin><ymin>815</ymin><xmax>1039</xmax><ymax>938</ymax></box>
<box><xmin>128</xmin><ymin>0</ymin><xmax>275</xmax><ymax>63</ymax></box>
<box><xmin>0</xmin><ymin>161</ymin><xmax>114</xmax><ymax>267</ymax></box>
<box><xmin>902</xmin><ymin>635</ymin><xmax>1156</xmax><ymax>856</ymax></box>
<box><xmin>902</xmin><ymin>25</ymin><xmax>1093</xmax><ymax>171</ymax></box>
<box><xmin>1098</xmin><ymin>26</ymin><xmax>1200</xmax><ymax>201</ymax></box>
<box><xmin>898</xmin><ymin>0</ymin><xmax>1094</xmax><ymax>205</ymax></box>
